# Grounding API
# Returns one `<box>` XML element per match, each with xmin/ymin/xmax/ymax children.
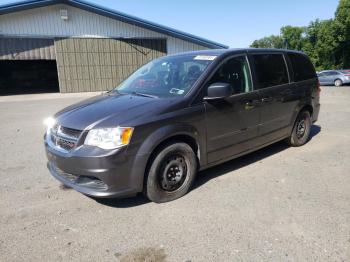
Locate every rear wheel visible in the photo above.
<box><xmin>144</xmin><ymin>142</ymin><xmax>197</xmax><ymax>203</ymax></box>
<box><xmin>286</xmin><ymin>110</ymin><xmax>312</xmax><ymax>147</ymax></box>
<box><xmin>334</xmin><ymin>79</ymin><xmax>343</xmax><ymax>87</ymax></box>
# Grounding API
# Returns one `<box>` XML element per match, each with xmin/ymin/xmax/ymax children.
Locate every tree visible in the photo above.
<box><xmin>333</xmin><ymin>0</ymin><xmax>350</xmax><ymax>68</ymax></box>
<box><xmin>280</xmin><ymin>26</ymin><xmax>305</xmax><ymax>50</ymax></box>
<box><xmin>251</xmin><ymin>35</ymin><xmax>283</xmax><ymax>49</ymax></box>
<box><xmin>303</xmin><ymin>19</ymin><xmax>337</xmax><ymax>70</ymax></box>
<box><xmin>250</xmin><ymin>26</ymin><xmax>305</xmax><ymax>50</ymax></box>
<box><xmin>249</xmin><ymin>0</ymin><xmax>350</xmax><ymax>70</ymax></box>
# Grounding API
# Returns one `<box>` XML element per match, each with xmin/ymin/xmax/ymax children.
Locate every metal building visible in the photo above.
<box><xmin>0</xmin><ymin>0</ymin><xmax>227</xmax><ymax>94</ymax></box>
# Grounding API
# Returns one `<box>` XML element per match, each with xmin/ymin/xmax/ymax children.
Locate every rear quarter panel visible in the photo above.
<box><xmin>289</xmin><ymin>78</ymin><xmax>319</xmax><ymax>128</ymax></box>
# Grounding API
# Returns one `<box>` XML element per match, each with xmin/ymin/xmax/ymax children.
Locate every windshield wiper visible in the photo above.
<box><xmin>131</xmin><ymin>92</ymin><xmax>158</xmax><ymax>98</ymax></box>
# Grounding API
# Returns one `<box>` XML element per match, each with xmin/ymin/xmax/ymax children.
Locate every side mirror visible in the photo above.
<box><xmin>204</xmin><ymin>82</ymin><xmax>233</xmax><ymax>101</ymax></box>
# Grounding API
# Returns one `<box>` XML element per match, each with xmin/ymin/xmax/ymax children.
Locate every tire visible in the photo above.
<box><xmin>286</xmin><ymin>110</ymin><xmax>312</xmax><ymax>147</ymax></box>
<box><xmin>144</xmin><ymin>142</ymin><xmax>197</xmax><ymax>203</ymax></box>
<box><xmin>334</xmin><ymin>79</ymin><xmax>343</xmax><ymax>87</ymax></box>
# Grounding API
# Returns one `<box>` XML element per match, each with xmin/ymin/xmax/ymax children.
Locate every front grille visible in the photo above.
<box><xmin>56</xmin><ymin>137</ymin><xmax>76</xmax><ymax>150</ymax></box>
<box><xmin>59</xmin><ymin>126</ymin><xmax>81</xmax><ymax>139</ymax></box>
<box><xmin>50</xmin><ymin>124</ymin><xmax>82</xmax><ymax>152</ymax></box>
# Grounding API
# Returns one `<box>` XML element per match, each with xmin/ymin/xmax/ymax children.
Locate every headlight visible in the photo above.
<box><xmin>84</xmin><ymin>127</ymin><xmax>134</xmax><ymax>150</ymax></box>
<box><xmin>43</xmin><ymin>116</ymin><xmax>56</xmax><ymax>134</ymax></box>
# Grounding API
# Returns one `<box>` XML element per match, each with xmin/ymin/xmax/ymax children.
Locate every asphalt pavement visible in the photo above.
<box><xmin>0</xmin><ymin>87</ymin><xmax>349</xmax><ymax>261</ymax></box>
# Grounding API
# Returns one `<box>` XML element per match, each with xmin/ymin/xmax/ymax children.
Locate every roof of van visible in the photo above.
<box><xmin>168</xmin><ymin>48</ymin><xmax>307</xmax><ymax>57</ymax></box>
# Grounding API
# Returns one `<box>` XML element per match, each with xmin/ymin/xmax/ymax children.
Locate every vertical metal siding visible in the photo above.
<box><xmin>0</xmin><ymin>4</ymin><xmax>208</xmax><ymax>54</ymax></box>
<box><xmin>55</xmin><ymin>38</ymin><xmax>166</xmax><ymax>93</ymax></box>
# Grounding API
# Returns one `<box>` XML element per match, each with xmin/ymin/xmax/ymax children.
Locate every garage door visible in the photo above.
<box><xmin>55</xmin><ymin>38</ymin><xmax>167</xmax><ymax>93</ymax></box>
<box><xmin>0</xmin><ymin>37</ymin><xmax>59</xmax><ymax>95</ymax></box>
<box><xmin>0</xmin><ymin>37</ymin><xmax>55</xmax><ymax>60</ymax></box>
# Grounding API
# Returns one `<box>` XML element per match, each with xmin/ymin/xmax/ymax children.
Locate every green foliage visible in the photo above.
<box><xmin>280</xmin><ymin>26</ymin><xmax>306</xmax><ymax>50</ymax></box>
<box><xmin>305</xmin><ymin>19</ymin><xmax>338</xmax><ymax>70</ymax></box>
<box><xmin>250</xmin><ymin>0</ymin><xmax>350</xmax><ymax>70</ymax></box>
<box><xmin>251</xmin><ymin>35</ymin><xmax>284</xmax><ymax>49</ymax></box>
<box><xmin>334</xmin><ymin>0</ymin><xmax>350</xmax><ymax>68</ymax></box>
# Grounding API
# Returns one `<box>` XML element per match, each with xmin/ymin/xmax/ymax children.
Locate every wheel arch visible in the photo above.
<box><xmin>146</xmin><ymin>131</ymin><xmax>200</xmax><ymax>165</ymax></box>
<box><xmin>289</xmin><ymin>103</ymin><xmax>314</xmax><ymax>134</ymax></box>
<box><xmin>134</xmin><ymin>123</ymin><xmax>205</xmax><ymax>187</ymax></box>
<box><xmin>153</xmin><ymin>134</ymin><xmax>200</xmax><ymax>158</ymax></box>
<box><xmin>300</xmin><ymin>104</ymin><xmax>313</xmax><ymax>116</ymax></box>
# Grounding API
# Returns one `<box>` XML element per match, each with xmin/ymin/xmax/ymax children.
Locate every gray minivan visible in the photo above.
<box><xmin>44</xmin><ymin>48</ymin><xmax>321</xmax><ymax>203</ymax></box>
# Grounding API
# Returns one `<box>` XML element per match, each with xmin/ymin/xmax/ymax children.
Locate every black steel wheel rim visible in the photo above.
<box><xmin>158</xmin><ymin>154</ymin><xmax>187</xmax><ymax>192</ymax></box>
<box><xmin>296</xmin><ymin>117</ymin><xmax>307</xmax><ymax>139</ymax></box>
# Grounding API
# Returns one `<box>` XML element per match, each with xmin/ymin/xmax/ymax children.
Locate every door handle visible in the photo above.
<box><xmin>261</xmin><ymin>97</ymin><xmax>273</xmax><ymax>103</ymax></box>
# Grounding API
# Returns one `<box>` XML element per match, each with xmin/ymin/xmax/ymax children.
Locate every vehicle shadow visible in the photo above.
<box><xmin>96</xmin><ymin>125</ymin><xmax>321</xmax><ymax>208</ymax></box>
<box><xmin>308</xmin><ymin>124</ymin><xmax>321</xmax><ymax>141</ymax></box>
<box><xmin>94</xmin><ymin>193</ymin><xmax>150</xmax><ymax>208</ymax></box>
<box><xmin>194</xmin><ymin>125</ymin><xmax>321</xmax><ymax>189</ymax></box>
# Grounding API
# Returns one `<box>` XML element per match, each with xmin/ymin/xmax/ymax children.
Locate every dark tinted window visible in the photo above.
<box><xmin>252</xmin><ymin>54</ymin><xmax>289</xmax><ymax>88</ymax></box>
<box><xmin>207</xmin><ymin>56</ymin><xmax>253</xmax><ymax>95</ymax></box>
<box><xmin>323</xmin><ymin>71</ymin><xmax>337</xmax><ymax>76</ymax></box>
<box><xmin>288</xmin><ymin>53</ymin><xmax>316</xmax><ymax>81</ymax></box>
<box><xmin>329</xmin><ymin>71</ymin><xmax>340</xmax><ymax>76</ymax></box>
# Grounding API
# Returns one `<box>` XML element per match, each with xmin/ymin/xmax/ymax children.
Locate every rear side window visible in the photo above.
<box><xmin>252</xmin><ymin>54</ymin><xmax>289</xmax><ymax>88</ymax></box>
<box><xmin>288</xmin><ymin>53</ymin><xmax>316</xmax><ymax>81</ymax></box>
<box><xmin>328</xmin><ymin>71</ymin><xmax>339</xmax><ymax>76</ymax></box>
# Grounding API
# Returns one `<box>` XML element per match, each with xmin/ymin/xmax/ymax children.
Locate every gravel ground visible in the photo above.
<box><xmin>0</xmin><ymin>87</ymin><xmax>349</xmax><ymax>261</ymax></box>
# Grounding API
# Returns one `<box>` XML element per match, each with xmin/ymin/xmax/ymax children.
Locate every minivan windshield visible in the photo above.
<box><xmin>114</xmin><ymin>54</ymin><xmax>217</xmax><ymax>98</ymax></box>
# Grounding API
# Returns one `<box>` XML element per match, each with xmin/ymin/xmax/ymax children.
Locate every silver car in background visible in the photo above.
<box><xmin>317</xmin><ymin>70</ymin><xmax>350</xmax><ymax>86</ymax></box>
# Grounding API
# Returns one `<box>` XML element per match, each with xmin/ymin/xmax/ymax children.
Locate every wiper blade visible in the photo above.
<box><xmin>110</xmin><ymin>89</ymin><xmax>127</xmax><ymax>95</ymax></box>
<box><xmin>131</xmin><ymin>92</ymin><xmax>158</xmax><ymax>98</ymax></box>
<box><xmin>112</xmin><ymin>89</ymin><xmax>122</xmax><ymax>94</ymax></box>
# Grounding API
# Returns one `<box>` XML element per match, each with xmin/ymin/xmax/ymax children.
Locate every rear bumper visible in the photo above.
<box><xmin>312</xmin><ymin>102</ymin><xmax>320</xmax><ymax>123</ymax></box>
<box><xmin>45</xmin><ymin>140</ymin><xmax>149</xmax><ymax>198</ymax></box>
<box><xmin>343</xmin><ymin>79</ymin><xmax>350</xmax><ymax>84</ymax></box>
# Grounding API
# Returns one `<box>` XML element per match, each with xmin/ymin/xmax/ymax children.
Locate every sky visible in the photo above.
<box><xmin>0</xmin><ymin>0</ymin><xmax>340</xmax><ymax>47</ymax></box>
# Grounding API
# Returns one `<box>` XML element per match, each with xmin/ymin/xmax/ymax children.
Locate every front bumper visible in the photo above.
<box><xmin>45</xmin><ymin>139</ymin><xmax>149</xmax><ymax>198</ymax></box>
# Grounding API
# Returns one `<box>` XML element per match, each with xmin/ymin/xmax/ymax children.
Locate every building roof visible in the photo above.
<box><xmin>0</xmin><ymin>0</ymin><xmax>229</xmax><ymax>49</ymax></box>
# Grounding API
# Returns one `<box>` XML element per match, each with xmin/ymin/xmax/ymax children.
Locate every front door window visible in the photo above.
<box><xmin>207</xmin><ymin>56</ymin><xmax>253</xmax><ymax>95</ymax></box>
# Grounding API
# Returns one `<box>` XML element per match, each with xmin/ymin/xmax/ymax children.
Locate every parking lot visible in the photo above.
<box><xmin>0</xmin><ymin>87</ymin><xmax>349</xmax><ymax>261</ymax></box>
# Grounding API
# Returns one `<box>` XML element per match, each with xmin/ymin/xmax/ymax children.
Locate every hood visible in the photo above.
<box><xmin>55</xmin><ymin>93</ymin><xmax>179</xmax><ymax>130</ymax></box>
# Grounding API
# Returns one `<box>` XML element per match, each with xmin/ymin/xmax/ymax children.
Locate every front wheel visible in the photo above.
<box><xmin>144</xmin><ymin>142</ymin><xmax>197</xmax><ymax>203</ymax></box>
<box><xmin>334</xmin><ymin>79</ymin><xmax>343</xmax><ymax>87</ymax></box>
<box><xmin>286</xmin><ymin>110</ymin><xmax>312</xmax><ymax>147</ymax></box>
